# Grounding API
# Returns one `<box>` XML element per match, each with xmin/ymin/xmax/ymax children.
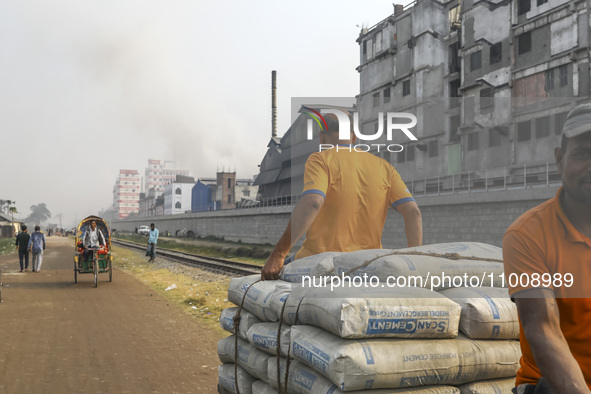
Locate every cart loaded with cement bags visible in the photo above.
<box><xmin>73</xmin><ymin>215</ymin><xmax>113</xmax><ymax>288</ymax></box>
<box><xmin>216</xmin><ymin>242</ymin><xmax>520</xmax><ymax>394</ymax></box>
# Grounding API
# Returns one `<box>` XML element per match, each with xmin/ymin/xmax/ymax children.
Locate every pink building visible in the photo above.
<box><xmin>113</xmin><ymin>169</ymin><xmax>141</xmax><ymax>219</ymax></box>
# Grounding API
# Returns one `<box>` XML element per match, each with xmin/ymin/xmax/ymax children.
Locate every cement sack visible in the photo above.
<box><xmin>333</xmin><ymin>253</ymin><xmax>504</xmax><ymax>291</ymax></box>
<box><xmin>218</xmin><ymin>364</ymin><xmax>256</xmax><ymax>394</ymax></box>
<box><xmin>282</xmin><ymin>285</ymin><xmax>461</xmax><ymax>338</ymax></box>
<box><xmin>397</xmin><ymin>242</ymin><xmax>502</xmax><ymax>261</ymax></box>
<box><xmin>268</xmin><ymin>357</ymin><xmax>460</xmax><ymax>394</ymax></box>
<box><xmin>458</xmin><ymin>378</ymin><xmax>515</xmax><ymax>394</ymax></box>
<box><xmin>220</xmin><ymin>307</ymin><xmax>262</xmax><ymax>339</ymax></box>
<box><xmin>252</xmin><ymin>380</ymin><xmax>278</xmax><ymax>394</ymax></box>
<box><xmin>246</xmin><ymin>322</ymin><xmax>291</xmax><ymax>357</ymax></box>
<box><xmin>218</xmin><ymin>336</ymin><xmax>271</xmax><ymax>383</ymax></box>
<box><xmin>290</xmin><ymin>325</ymin><xmax>520</xmax><ymax>391</ymax></box>
<box><xmin>228</xmin><ymin>274</ymin><xmax>291</xmax><ymax>321</ymax></box>
<box><xmin>439</xmin><ymin>287</ymin><xmax>518</xmax><ymax>340</ymax></box>
<box><xmin>280</xmin><ymin>252</ymin><xmax>342</xmax><ymax>283</ymax></box>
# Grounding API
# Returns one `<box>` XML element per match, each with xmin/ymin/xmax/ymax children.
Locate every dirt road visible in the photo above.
<box><xmin>0</xmin><ymin>237</ymin><xmax>223</xmax><ymax>393</ymax></box>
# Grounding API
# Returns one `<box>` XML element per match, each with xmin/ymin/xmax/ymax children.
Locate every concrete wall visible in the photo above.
<box><xmin>112</xmin><ymin>186</ymin><xmax>560</xmax><ymax>249</ymax></box>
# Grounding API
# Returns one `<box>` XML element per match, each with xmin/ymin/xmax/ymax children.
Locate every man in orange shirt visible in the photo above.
<box><xmin>503</xmin><ymin>103</ymin><xmax>591</xmax><ymax>393</ymax></box>
<box><xmin>262</xmin><ymin>111</ymin><xmax>422</xmax><ymax>280</ymax></box>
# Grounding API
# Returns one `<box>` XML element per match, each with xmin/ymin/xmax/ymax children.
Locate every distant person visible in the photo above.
<box><xmin>503</xmin><ymin>103</ymin><xmax>591</xmax><ymax>393</ymax></box>
<box><xmin>82</xmin><ymin>220</ymin><xmax>106</xmax><ymax>263</ymax></box>
<box><xmin>147</xmin><ymin>223</ymin><xmax>159</xmax><ymax>262</ymax></box>
<box><xmin>262</xmin><ymin>111</ymin><xmax>422</xmax><ymax>280</ymax></box>
<box><xmin>27</xmin><ymin>226</ymin><xmax>46</xmax><ymax>273</ymax></box>
<box><xmin>15</xmin><ymin>225</ymin><xmax>30</xmax><ymax>272</ymax></box>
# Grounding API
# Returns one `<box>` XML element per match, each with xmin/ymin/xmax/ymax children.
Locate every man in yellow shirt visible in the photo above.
<box><xmin>262</xmin><ymin>112</ymin><xmax>422</xmax><ymax>280</ymax></box>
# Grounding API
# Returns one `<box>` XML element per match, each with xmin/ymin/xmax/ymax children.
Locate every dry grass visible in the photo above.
<box><xmin>111</xmin><ymin>245</ymin><xmax>234</xmax><ymax>337</ymax></box>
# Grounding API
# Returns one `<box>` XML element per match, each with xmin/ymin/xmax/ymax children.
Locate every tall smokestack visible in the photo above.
<box><xmin>272</xmin><ymin>70</ymin><xmax>277</xmax><ymax>138</ymax></box>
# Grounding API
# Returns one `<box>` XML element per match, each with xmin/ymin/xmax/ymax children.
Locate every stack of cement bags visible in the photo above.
<box><xmin>217</xmin><ymin>242</ymin><xmax>520</xmax><ymax>394</ymax></box>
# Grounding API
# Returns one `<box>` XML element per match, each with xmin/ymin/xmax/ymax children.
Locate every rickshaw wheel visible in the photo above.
<box><xmin>93</xmin><ymin>252</ymin><xmax>98</xmax><ymax>288</ymax></box>
<box><xmin>108</xmin><ymin>259</ymin><xmax>112</xmax><ymax>282</ymax></box>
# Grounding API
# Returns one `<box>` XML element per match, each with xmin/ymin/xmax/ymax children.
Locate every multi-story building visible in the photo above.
<box><xmin>163</xmin><ymin>175</ymin><xmax>195</xmax><ymax>215</ymax></box>
<box><xmin>144</xmin><ymin>159</ymin><xmax>190</xmax><ymax>194</ymax></box>
<box><xmin>112</xmin><ymin>170</ymin><xmax>141</xmax><ymax>219</ymax></box>
<box><xmin>356</xmin><ymin>0</ymin><xmax>588</xmax><ymax>190</ymax></box>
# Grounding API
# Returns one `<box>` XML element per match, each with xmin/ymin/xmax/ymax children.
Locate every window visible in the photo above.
<box><xmin>406</xmin><ymin>145</ymin><xmax>415</xmax><ymax>161</ymax></box>
<box><xmin>535</xmin><ymin>116</ymin><xmax>550</xmax><ymax>138</ymax></box>
<box><xmin>518</xmin><ymin>32</ymin><xmax>531</xmax><ymax>55</ymax></box>
<box><xmin>471</xmin><ymin>51</ymin><xmax>482</xmax><ymax>71</ymax></box>
<box><xmin>397</xmin><ymin>149</ymin><xmax>406</xmax><ymax>163</ymax></box>
<box><xmin>537</xmin><ymin>0</ymin><xmax>548</xmax><ymax>5</ymax></box>
<box><xmin>518</xmin><ymin>0</ymin><xmax>530</xmax><ymax>15</ymax></box>
<box><xmin>175</xmin><ymin>202</ymin><xmax>181</xmax><ymax>209</ymax></box>
<box><xmin>545</xmin><ymin>69</ymin><xmax>554</xmax><ymax>90</ymax></box>
<box><xmin>490</xmin><ymin>43</ymin><xmax>502</xmax><ymax>64</ymax></box>
<box><xmin>489</xmin><ymin>128</ymin><xmax>502</xmax><ymax>147</ymax></box>
<box><xmin>227</xmin><ymin>178</ymin><xmax>232</xmax><ymax>188</ymax></box>
<box><xmin>428</xmin><ymin>140</ymin><xmax>438</xmax><ymax>157</ymax></box>
<box><xmin>450</xmin><ymin>115</ymin><xmax>460</xmax><ymax>142</ymax></box>
<box><xmin>242</xmin><ymin>190</ymin><xmax>250</xmax><ymax>197</ymax></box>
<box><xmin>373</xmin><ymin>92</ymin><xmax>380</xmax><ymax>106</ymax></box>
<box><xmin>559</xmin><ymin>65</ymin><xmax>568</xmax><ymax>87</ymax></box>
<box><xmin>480</xmin><ymin>87</ymin><xmax>494</xmax><ymax>109</ymax></box>
<box><xmin>517</xmin><ymin>120</ymin><xmax>531</xmax><ymax>142</ymax></box>
<box><xmin>468</xmin><ymin>132</ymin><xmax>479</xmax><ymax>151</ymax></box>
<box><xmin>449</xmin><ymin>42</ymin><xmax>461</xmax><ymax>73</ymax></box>
<box><xmin>402</xmin><ymin>80</ymin><xmax>411</xmax><ymax>96</ymax></box>
<box><xmin>175</xmin><ymin>187</ymin><xmax>181</xmax><ymax>195</ymax></box>
<box><xmin>449</xmin><ymin>80</ymin><xmax>461</xmax><ymax>109</ymax></box>
<box><xmin>383</xmin><ymin>88</ymin><xmax>391</xmax><ymax>104</ymax></box>
<box><xmin>555</xmin><ymin>112</ymin><xmax>568</xmax><ymax>135</ymax></box>
<box><xmin>227</xmin><ymin>194</ymin><xmax>232</xmax><ymax>203</ymax></box>
<box><xmin>363</xmin><ymin>40</ymin><xmax>367</xmax><ymax>57</ymax></box>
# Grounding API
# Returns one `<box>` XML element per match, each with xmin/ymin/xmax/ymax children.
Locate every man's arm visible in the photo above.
<box><xmin>395</xmin><ymin>201</ymin><xmax>422</xmax><ymax>247</ymax></box>
<box><xmin>261</xmin><ymin>194</ymin><xmax>325</xmax><ymax>280</ymax></box>
<box><xmin>515</xmin><ymin>292</ymin><xmax>590</xmax><ymax>394</ymax></box>
<box><xmin>42</xmin><ymin>233</ymin><xmax>46</xmax><ymax>250</ymax></box>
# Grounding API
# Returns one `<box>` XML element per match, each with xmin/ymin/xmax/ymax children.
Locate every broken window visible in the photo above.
<box><xmin>518</xmin><ymin>0</ymin><xmax>530</xmax><ymax>15</ymax></box>
<box><xmin>535</xmin><ymin>117</ymin><xmax>550</xmax><ymax>138</ymax></box>
<box><xmin>373</xmin><ymin>92</ymin><xmax>380</xmax><ymax>107</ymax></box>
<box><xmin>518</xmin><ymin>32</ymin><xmax>531</xmax><ymax>55</ymax></box>
<box><xmin>517</xmin><ymin>120</ymin><xmax>531</xmax><ymax>142</ymax></box>
<box><xmin>490</xmin><ymin>43</ymin><xmax>502</xmax><ymax>64</ymax></box>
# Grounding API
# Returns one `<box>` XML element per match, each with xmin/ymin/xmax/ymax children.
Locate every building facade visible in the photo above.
<box><xmin>356</xmin><ymin>0</ymin><xmax>588</xmax><ymax>190</ymax></box>
<box><xmin>112</xmin><ymin>169</ymin><xmax>141</xmax><ymax>219</ymax></box>
<box><xmin>163</xmin><ymin>175</ymin><xmax>195</xmax><ymax>215</ymax></box>
<box><xmin>144</xmin><ymin>159</ymin><xmax>190</xmax><ymax>194</ymax></box>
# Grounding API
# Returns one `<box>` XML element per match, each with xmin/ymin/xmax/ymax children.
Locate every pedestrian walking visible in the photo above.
<box><xmin>147</xmin><ymin>223</ymin><xmax>159</xmax><ymax>262</ymax></box>
<box><xmin>15</xmin><ymin>225</ymin><xmax>30</xmax><ymax>272</ymax></box>
<box><xmin>28</xmin><ymin>225</ymin><xmax>46</xmax><ymax>272</ymax></box>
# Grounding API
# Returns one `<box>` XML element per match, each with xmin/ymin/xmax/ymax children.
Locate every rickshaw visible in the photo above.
<box><xmin>73</xmin><ymin>215</ymin><xmax>113</xmax><ymax>287</ymax></box>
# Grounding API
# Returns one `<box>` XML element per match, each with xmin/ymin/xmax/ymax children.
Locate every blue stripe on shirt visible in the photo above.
<box><xmin>391</xmin><ymin>197</ymin><xmax>416</xmax><ymax>209</ymax></box>
<box><xmin>302</xmin><ymin>189</ymin><xmax>326</xmax><ymax>198</ymax></box>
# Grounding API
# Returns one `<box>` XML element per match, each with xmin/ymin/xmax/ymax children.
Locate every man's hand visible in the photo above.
<box><xmin>261</xmin><ymin>251</ymin><xmax>285</xmax><ymax>281</ymax></box>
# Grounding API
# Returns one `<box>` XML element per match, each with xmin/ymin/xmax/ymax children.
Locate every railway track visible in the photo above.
<box><xmin>111</xmin><ymin>239</ymin><xmax>262</xmax><ymax>276</ymax></box>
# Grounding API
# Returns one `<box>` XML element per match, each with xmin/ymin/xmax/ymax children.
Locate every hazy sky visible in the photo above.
<box><xmin>0</xmin><ymin>0</ymin><xmax>410</xmax><ymax>227</ymax></box>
